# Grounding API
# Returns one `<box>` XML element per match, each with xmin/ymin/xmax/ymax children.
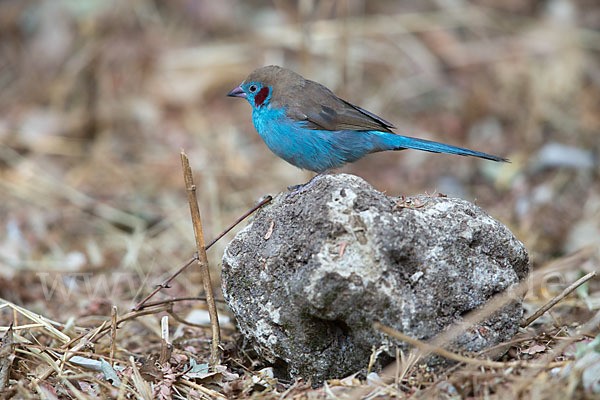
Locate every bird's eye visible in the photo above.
<box><xmin>249</xmin><ymin>85</ymin><xmax>258</xmax><ymax>93</ymax></box>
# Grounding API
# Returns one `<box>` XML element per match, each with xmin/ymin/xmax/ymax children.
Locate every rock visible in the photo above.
<box><xmin>221</xmin><ymin>174</ymin><xmax>529</xmax><ymax>384</ymax></box>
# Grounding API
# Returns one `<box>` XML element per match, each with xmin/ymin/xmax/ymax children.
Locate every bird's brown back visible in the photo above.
<box><xmin>243</xmin><ymin>65</ymin><xmax>395</xmax><ymax>133</ymax></box>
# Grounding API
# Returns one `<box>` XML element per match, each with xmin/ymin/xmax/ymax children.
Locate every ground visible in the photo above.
<box><xmin>0</xmin><ymin>0</ymin><xmax>599</xmax><ymax>398</ymax></box>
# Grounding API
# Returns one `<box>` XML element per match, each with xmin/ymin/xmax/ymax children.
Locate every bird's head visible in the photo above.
<box><xmin>226</xmin><ymin>80</ymin><xmax>271</xmax><ymax>109</ymax></box>
<box><xmin>227</xmin><ymin>65</ymin><xmax>303</xmax><ymax>110</ymax></box>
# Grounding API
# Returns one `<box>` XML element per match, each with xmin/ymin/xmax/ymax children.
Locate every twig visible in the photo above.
<box><xmin>116</xmin><ymin>374</ymin><xmax>129</xmax><ymax>400</ymax></box>
<box><xmin>394</xmin><ymin>346</ymin><xmax>400</xmax><ymax>389</ymax></box>
<box><xmin>168</xmin><ymin>310</ymin><xmax>236</xmax><ymax>330</ymax></box>
<box><xmin>159</xmin><ymin>316</ymin><xmax>171</xmax><ymax>364</ymax></box>
<box><xmin>521</xmin><ymin>271</ymin><xmax>596</xmax><ymax>327</ymax></box>
<box><xmin>130</xmin><ymin>356</ymin><xmax>153</xmax><ymax>400</ymax></box>
<box><xmin>278</xmin><ymin>378</ymin><xmax>302</xmax><ymax>400</ymax></box>
<box><xmin>205</xmin><ymin>195</ymin><xmax>272</xmax><ymax>249</ymax></box>
<box><xmin>0</xmin><ymin>323</ymin><xmax>14</xmax><ymax>388</ymax></box>
<box><xmin>131</xmin><ymin>194</ymin><xmax>272</xmax><ymax>311</ymax></box>
<box><xmin>132</xmin><ymin>255</ymin><xmax>198</xmax><ymax>311</ymax></box>
<box><xmin>180</xmin><ymin>378</ymin><xmax>227</xmax><ymax>399</ymax></box>
<box><xmin>62</xmin><ymin>378</ymin><xmax>88</xmax><ymax>400</ymax></box>
<box><xmin>373</xmin><ymin>323</ymin><xmax>565</xmax><ymax>369</ymax></box>
<box><xmin>110</xmin><ymin>306</ymin><xmax>118</xmax><ymax>366</ymax></box>
<box><xmin>180</xmin><ymin>150</ymin><xmax>221</xmax><ymax>364</ymax></box>
<box><xmin>143</xmin><ymin>296</ymin><xmax>227</xmax><ymax>308</ymax></box>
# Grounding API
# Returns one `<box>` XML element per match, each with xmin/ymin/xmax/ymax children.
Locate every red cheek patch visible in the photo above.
<box><xmin>254</xmin><ymin>87</ymin><xmax>270</xmax><ymax>107</ymax></box>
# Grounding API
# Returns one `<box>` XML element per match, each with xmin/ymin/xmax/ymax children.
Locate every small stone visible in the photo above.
<box><xmin>410</xmin><ymin>271</ymin><xmax>424</xmax><ymax>284</ymax></box>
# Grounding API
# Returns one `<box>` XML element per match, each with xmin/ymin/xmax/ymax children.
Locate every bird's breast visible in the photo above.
<box><xmin>251</xmin><ymin>107</ymin><xmax>313</xmax><ymax>167</ymax></box>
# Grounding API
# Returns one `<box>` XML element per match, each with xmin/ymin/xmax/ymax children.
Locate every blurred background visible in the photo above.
<box><xmin>0</xmin><ymin>0</ymin><xmax>598</xmax><ymax>323</ymax></box>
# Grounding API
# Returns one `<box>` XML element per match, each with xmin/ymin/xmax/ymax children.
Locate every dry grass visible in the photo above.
<box><xmin>1</xmin><ymin>0</ymin><xmax>599</xmax><ymax>398</ymax></box>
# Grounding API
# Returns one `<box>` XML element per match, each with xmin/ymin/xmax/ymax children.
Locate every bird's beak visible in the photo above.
<box><xmin>226</xmin><ymin>85</ymin><xmax>246</xmax><ymax>98</ymax></box>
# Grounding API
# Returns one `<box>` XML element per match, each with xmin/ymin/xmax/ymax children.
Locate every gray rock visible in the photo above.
<box><xmin>222</xmin><ymin>174</ymin><xmax>529</xmax><ymax>383</ymax></box>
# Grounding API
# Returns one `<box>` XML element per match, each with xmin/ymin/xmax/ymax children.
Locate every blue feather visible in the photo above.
<box><xmin>372</xmin><ymin>132</ymin><xmax>507</xmax><ymax>162</ymax></box>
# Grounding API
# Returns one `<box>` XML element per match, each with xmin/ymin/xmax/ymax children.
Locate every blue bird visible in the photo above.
<box><xmin>227</xmin><ymin>65</ymin><xmax>507</xmax><ymax>190</ymax></box>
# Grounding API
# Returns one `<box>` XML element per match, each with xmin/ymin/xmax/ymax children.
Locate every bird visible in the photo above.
<box><xmin>227</xmin><ymin>65</ymin><xmax>507</xmax><ymax>192</ymax></box>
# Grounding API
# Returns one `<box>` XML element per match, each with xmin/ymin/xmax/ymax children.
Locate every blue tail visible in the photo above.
<box><xmin>375</xmin><ymin>132</ymin><xmax>508</xmax><ymax>162</ymax></box>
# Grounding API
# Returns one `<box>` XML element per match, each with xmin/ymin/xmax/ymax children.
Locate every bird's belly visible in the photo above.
<box><xmin>253</xmin><ymin>116</ymin><xmax>352</xmax><ymax>172</ymax></box>
<box><xmin>261</xmin><ymin>127</ymin><xmax>337</xmax><ymax>172</ymax></box>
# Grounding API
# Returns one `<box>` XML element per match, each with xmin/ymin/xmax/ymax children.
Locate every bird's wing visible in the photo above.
<box><xmin>282</xmin><ymin>80</ymin><xmax>396</xmax><ymax>133</ymax></box>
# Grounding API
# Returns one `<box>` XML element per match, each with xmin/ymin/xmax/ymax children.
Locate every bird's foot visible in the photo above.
<box><xmin>286</xmin><ymin>184</ymin><xmax>310</xmax><ymax>199</ymax></box>
<box><xmin>286</xmin><ymin>170</ymin><xmax>330</xmax><ymax>199</ymax></box>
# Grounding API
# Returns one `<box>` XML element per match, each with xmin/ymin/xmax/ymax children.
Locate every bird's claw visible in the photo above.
<box><xmin>285</xmin><ymin>171</ymin><xmax>330</xmax><ymax>199</ymax></box>
<box><xmin>286</xmin><ymin>184</ymin><xmax>307</xmax><ymax>199</ymax></box>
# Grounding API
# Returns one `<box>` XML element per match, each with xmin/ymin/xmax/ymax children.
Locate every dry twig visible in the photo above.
<box><xmin>521</xmin><ymin>271</ymin><xmax>596</xmax><ymax>327</ymax></box>
<box><xmin>110</xmin><ymin>306</ymin><xmax>118</xmax><ymax>367</ymax></box>
<box><xmin>180</xmin><ymin>150</ymin><xmax>221</xmax><ymax>364</ymax></box>
<box><xmin>0</xmin><ymin>324</ymin><xmax>14</xmax><ymax>388</ymax></box>
<box><xmin>374</xmin><ymin>323</ymin><xmax>565</xmax><ymax>369</ymax></box>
